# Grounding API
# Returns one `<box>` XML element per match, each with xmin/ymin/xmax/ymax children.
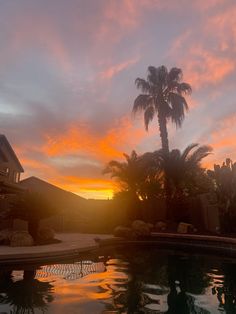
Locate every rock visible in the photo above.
<box><xmin>177</xmin><ymin>222</ymin><xmax>194</xmax><ymax>234</ymax></box>
<box><xmin>155</xmin><ymin>221</ymin><xmax>167</xmax><ymax>231</ymax></box>
<box><xmin>113</xmin><ymin>226</ymin><xmax>133</xmax><ymax>238</ymax></box>
<box><xmin>131</xmin><ymin>220</ymin><xmax>151</xmax><ymax>237</ymax></box>
<box><xmin>0</xmin><ymin>229</ymin><xmax>13</xmax><ymax>244</ymax></box>
<box><xmin>147</xmin><ymin>223</ymin><xmax>154</xmax><ymax>230</ymax></box>
<box><xmin>133</xmin><ymin>225</ymin><xmax>150</xmax><ymax>237</ymax></box>
<box><xmin>132</xmin><ymin>220</ymin><xmax>147</xmax><ymax>230</ymax></box>
<box><xmin>38</xmin><ymin>227</ymin><xmax>55</xmax><ymax>241</ymax></box>
<box><xmin>10</xmin><ymin>231</ymin><xmax>34</xmax><ymax>247</ymax></box>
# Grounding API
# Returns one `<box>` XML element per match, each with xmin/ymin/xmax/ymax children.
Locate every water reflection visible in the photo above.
<box><xmin>1</xmin><ymin>248</ymin><xmax>236</xmax><ymax>313</ymax></box>
<box><xmin>0</xmin><ymin>269</ymin><xmax>53</xmax><ymax>313</ymax></box>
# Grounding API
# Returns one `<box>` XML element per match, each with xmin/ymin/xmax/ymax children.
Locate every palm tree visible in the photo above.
<box><xmin>133</xmin><ymin>65</ymin><xmax>192</xmax><ymax>155</ymax></box>
<box><xmin>160</xmin><ymin>143</ymin><xmax>213</xmax><ymax>198</ymax></box>
<box><xmin>157</xmin><ymin>143</ymin><xmax>213</xmax><ymax>220</ymax></box>
<box><xmin>103</xmin><ymin>150</ymin><xmax>162</xmax><ymax>220</ymax></box>
<box><xmin>103</xmin><ymin>150</ymin><xmax>162</xmax><ymax>199</ymax></box>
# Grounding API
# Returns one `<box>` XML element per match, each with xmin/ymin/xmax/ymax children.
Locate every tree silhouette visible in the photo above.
<box><xmin>0</xmin><ymin>269</ymin><xmax>54</xmax><ymax>314</ymax></box>
<box><xmin>103</xmin><ymin>150</ymin><xmax>162</xmax><ymax>220</ymax></box>
<box><xmin>133</xmin><ymin>66</ymin><xmax>191</xmax><ymax>217</ymax></box>
<box><xmin>159</xmin><ymin>143</ymin><xmax>213</xmax><ymax>199</ymax></box>
<box><xmin>133</xmin><ymin>66</ymin><xmax>191</xmax><ymax>155</ymax></box>
<box><xmin>207</xmin><ymin>158</ymin><xmax>236</xmax><ymax>232</ymax></box>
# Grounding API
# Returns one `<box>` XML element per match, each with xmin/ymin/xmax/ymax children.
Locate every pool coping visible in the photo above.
<box><xmin>98</xmin><ymin>232</ymin><xmax>236</xmax><ymax>257</ymax></box>
<box><xmin>2</xmin><ymin>232</ymin><xmax>236</xmax><ymax>265</ymax></box>
<box><xmin>0</xmin><ymin>233</ymin><xmax>112</xmax><ymax>265</ymax></box>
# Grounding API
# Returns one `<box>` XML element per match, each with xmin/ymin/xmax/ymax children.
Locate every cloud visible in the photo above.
<box><xmin>1</xmin><ymin>0</ymin><xmax>236</xmax><ymax>198</ymax></box>
<box><xmin>42</xmin><ymin>115</ymin><xmax>147</xmax><ymax>161</ymax></box>
<box><xmin>99</xmin><ymin>57</ymin><xmax>139</xmax><ymax>80</ymax></box>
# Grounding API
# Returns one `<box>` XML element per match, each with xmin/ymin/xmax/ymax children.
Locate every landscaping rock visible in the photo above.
<box><xmin>113</xmin><ymin>226</ymin><xmax>133</xmax><ymax>238</ymax></box>
<box><xmin>132</xmin><ymin>220</ymin><xmax>147</xmax><ymax>230</ymax></box>
<box><xmin>131</xmin><ymin>220</ymin><xmax>151</xmax><ymax>237</ymax></box>
<box><xmin>155</xmin><ymin>221</ymin><xmax>167</xmax><ymax>231</ymax></box>
<box><xmin>38</xmin><ymin>227</ymin><xmax>55</xmax><ymax>241</ymax></box>
<box><xmin>0</xmin><ymin>229</ymin><xmax>13</xmax><ymax>245</ymax></box>
<box><xmin>147</xmin><ymin>223</ymin><xmax>154</xmax><ymax>230</ymax></box>
<box><xmin>177</xmin><ymin>222</ymin><xmax>194</xmax><ymax>234</ymax></box>
<box><xmin>10</xmin><ymin>231</ymin><xmax>34</xmax><ymax>247</ymax></box>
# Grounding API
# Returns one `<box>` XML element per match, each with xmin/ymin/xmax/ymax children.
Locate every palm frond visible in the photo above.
<box><xmin>147</xmin><ymin>66</ymin><xmax>158</xmax><ymax>85</ymax></box>
<box><xmin>135</xmin><ymin>78</ymin><xmax>150</xmax><ymax>93</ymax></box>
<box><xmin>132</xmin><ymin>94</ymin><xmax>153</xmax><ymax>114</ymax></box>
<box><xmin>144</xmin><ymin>105</ymin><xmax>155</xmax><ymax>130</ymax></box>
<box><xmin>181</xmin><ymin>143</ymin><xmax>199</xmax><ymax>161</ymax></box>
<box><xmin>177</xmin><ymin>82</ymin><xmax>192</xmax><ymax>95</ymax></box>
<box><xmin>168</xmin><ymin>67</ymin><xmax>183</xmax><ymax>82</ymax></box>
<box><xmin>169</xmin><ymin>92</ymin><xmax>189</xmax><ymax>127</ymax></box>
<box><xmin>157</xmin><ymin>65</ymin><xmax>168</xmax><ymax>87</ymax></box>
<box><xmin>189</xmin><ymin>145</ymin><xmax>213</xmax><ymax>164</ymax></box>
<box><xmin>124</xmin><ymin>150</ymin><xmax>138</xmax><ymax>164</ymax></box>
<box><xmin>102</xmin><ymin>160</ymin><xmax>124</xmax><ymax>175</ymax></box>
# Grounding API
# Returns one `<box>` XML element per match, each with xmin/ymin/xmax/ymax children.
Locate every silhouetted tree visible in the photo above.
<box><xmin>133</xmin><ymin>66</ymin><xmax>191</xmax><ymax>154</ymax></box>
<box><xmin>133</xmin><ymin>65</ymin><xmax>192</xmax><ymax>218</ymax></box>
<box><xmin>138</xmin><ymin>144</ymin><xmax>212</xmax><ymax>220</ymax></box>
<box><xmin>207</xmin><ymin>158</ymin><xmax>236</xmax><ymax>232</ymax></box>
<box><xmin>159</xmin><ymin>143</ymin><xmax>213</xmax><ymax>199</ymax></box>
<box><xmin>0</xmin><ymin>269</ymin><xmax>54</xmax><ymax>313</ymax></box>
<box><xmin>104</xmin><ymin>150</ymin><xmax>163</xmax><ymax>220</ymax></box>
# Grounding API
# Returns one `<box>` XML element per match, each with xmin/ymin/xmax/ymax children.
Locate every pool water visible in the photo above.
<box><xmin>0</xmin><ymin>246</ymin><xmax>236</xmax><ymax>313</ymax></box>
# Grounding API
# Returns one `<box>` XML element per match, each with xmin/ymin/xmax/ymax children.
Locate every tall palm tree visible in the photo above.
<box><xmin>133</xmin><ymin>65</ymin><xmax>192</xmax><ymax>155</ymax></box>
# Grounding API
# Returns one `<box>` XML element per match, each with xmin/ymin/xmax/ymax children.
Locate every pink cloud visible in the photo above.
<box><xmin>99</xmin><ymin>56</ymin><xmax>139</xmax><ymax>79</ymax></box>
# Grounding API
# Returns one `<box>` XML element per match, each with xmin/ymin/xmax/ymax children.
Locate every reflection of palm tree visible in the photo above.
<box><xmin>103</xmin><ymin>248</ymin><xmax>169</xmax><ymax>313</ymax></box>
<box><xmin>166</xmin><ymin>255</ymin><xmax>211</xmax><ymax>314</ymax></box>
<box><xmin>0</xmin><ymin>270</ymin><xmax>54</xmax><ymax>314</ymax></box>
<box><xmin>211</xmin><ymin>263</ymin><xmax>236</xmax><ymax>314</ymax></box>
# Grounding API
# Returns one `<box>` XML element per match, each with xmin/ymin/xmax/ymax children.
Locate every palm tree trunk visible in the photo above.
<box><xmin>157</xmin><ymin>111</ymin><xmax>172</xmax><ymax>220</ymax></box>
<box><xmin>157</xmin><ymin>111</ymin><xmax>169</xmax><ymax>155</ymax></box>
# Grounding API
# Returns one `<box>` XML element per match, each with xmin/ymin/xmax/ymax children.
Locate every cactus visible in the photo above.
<box><xmin>207</xmin><ymin>158</ymin><xmax>236</xmax><ymax>232</ymax></box>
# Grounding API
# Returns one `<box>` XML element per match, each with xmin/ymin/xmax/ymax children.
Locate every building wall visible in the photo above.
<box><xmin>0</xmin><ymin>142</ymin><xmax>21</xmax><ymax>183</ymax></box>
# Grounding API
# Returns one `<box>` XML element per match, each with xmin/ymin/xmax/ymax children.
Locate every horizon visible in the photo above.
<box><xmin>1</xmin><ymin>0</ymin><xmax>236</xmax><ymax>199</ymax></box>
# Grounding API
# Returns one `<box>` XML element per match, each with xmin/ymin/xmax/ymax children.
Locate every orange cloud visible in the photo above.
<box><xmin>200</xmin><ymin>114</ymin><xmax>236</xmax><ymax>168</ymax></box>
<box><xmin>99</xmin><ymin>56</ymin><xmax>139</xmax><ymax>79</ymax></box>
<box><xmin>42</xmin><ymin>116</ymin><xmax>147</xmax><ymax>161</ymax></box>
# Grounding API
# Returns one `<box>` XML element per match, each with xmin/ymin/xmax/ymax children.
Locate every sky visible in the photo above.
<box><xmin>1</xmin><ymin>0</ymin><xmax>236</xmax><ymax>199</ymax></box>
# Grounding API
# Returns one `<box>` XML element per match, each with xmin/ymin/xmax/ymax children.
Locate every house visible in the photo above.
<box><xmin>19</xmin><ymin>176</ymin><xmax>87</xmax><ymax>231</ymax></box>
<box><xmin>0</xmin><ymin>135</ymin><xmax>25</xmax><ymax>229</ymax></box>
<box><xmin>0</xmin><ymin>134</ymin><xmax>24</xmax><ymax>194</ymax></box>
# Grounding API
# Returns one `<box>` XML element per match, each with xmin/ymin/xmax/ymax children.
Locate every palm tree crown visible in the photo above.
<box><xmin>133</xmin><ymin>65</ymin><xmax>192</xmax><ymax>154</ymax></box>
<box><xmin>158</xmin><ymin>143</ymin><xmax>213</xmax><ymax>197</ymax></box>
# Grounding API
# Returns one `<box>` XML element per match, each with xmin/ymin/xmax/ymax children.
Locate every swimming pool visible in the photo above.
<box><xmin>0</xmin><ymin>245</ymin><xmax>235</xmax><ymax>313</ymax></box>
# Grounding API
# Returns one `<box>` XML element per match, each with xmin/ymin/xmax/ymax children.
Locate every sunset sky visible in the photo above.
<box><xmin>1</xmin><ymin>0</ymin><xmax>236</xmax><ymax>199</ymax></box>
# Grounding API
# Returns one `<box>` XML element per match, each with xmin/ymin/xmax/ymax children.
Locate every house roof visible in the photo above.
<box><xmin>19</xmin><ymin>176</ymin><xmax>85</xmax><ymax>203</ymax></box>
<box><xmin>0</xmin><ymin>135</ymin><xmax>24</xmax><ymax>172</ymax></box>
